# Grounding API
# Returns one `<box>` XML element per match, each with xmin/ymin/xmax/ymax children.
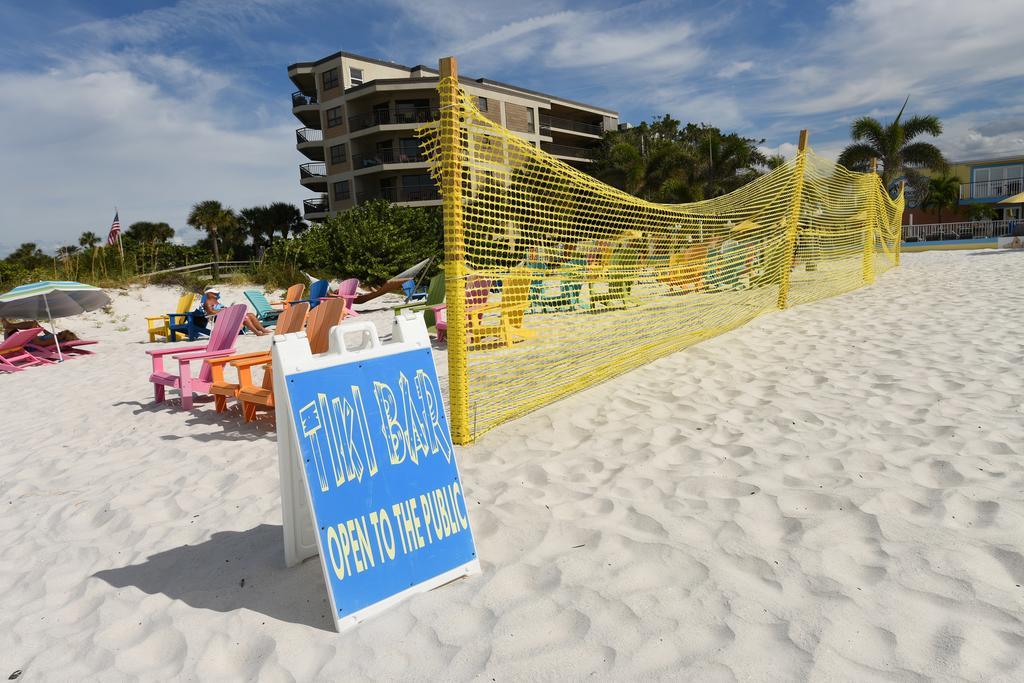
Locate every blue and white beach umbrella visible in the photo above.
<box><xmin>0</xmin><ymin>281</ymin><xmax>110</xmax><ymax>361</ymax></box>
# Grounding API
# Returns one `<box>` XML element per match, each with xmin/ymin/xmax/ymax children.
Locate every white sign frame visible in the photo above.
<box><xmin>272</xmin><ymin>311</ymin><xmax>480</xmax><ymax>632</ymax></box>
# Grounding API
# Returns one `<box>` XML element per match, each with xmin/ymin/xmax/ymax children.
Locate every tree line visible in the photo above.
<box><xmin>1</xmin><ymin>98</ymin><xmax>966</xmax><ymax>292</ymax></box>
<box><xmin>1</xmin><ymin>201</ymin><xmax>306</xmax><ymax>289</ymax></box>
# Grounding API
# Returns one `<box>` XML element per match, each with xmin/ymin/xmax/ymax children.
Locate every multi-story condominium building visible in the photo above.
<box><xmin>288</xmin><ymin>52</ymin><xmax>619</xmax><ymax>221</ymax></box>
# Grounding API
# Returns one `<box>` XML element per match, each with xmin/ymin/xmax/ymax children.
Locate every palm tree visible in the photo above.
<box><xmin>837</xmin><ymin>97</ymin><xmax>946</xmax><ymax>191</ymax></box>
<box><xmin>239</xmin><ymin>206</ymin><xmax>273</xmax><ymax>251</ymax></box>
<box><xmin>266</xmin><ymin>202</ymin><xmax>305</xmax><ymax>240</ymax></box>
<box><xmin>920</xmin><ymin>174</ymin><xmax>960</xmax><ymax>223</ymax></box>
<box><xmin>78</xmin><ymin>231</ymin><xmax>101</xmax><ymax>278</ymax></box>
<box><xmin>78</xmin><ymin>231</ymin><xmax>101</xmax><ymax>250</ymax></box>
<box><xmin>125</xmin><ymin>222</ymin><xmax>174</xmax><ymax>244</ymax></box>
<box><xmin>188</xmin><ymin>200</ymin><xmax>237</xmax><ymax>279</ymax></box>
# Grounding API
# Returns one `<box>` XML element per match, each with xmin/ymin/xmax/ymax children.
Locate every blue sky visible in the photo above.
<box><xmin>1</xmin><ymin>0</ymin><xmax>1023</xmax><ymax>255</ymax></box>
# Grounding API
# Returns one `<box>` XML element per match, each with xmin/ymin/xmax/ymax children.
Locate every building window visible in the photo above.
<box><xmin>326</xmin><ymin>106</ymin><xmax>343</xmax><ymax>128</ymax></box>
<box><xmin>403</xmin><ymin>174</ymin><xmax>435</xmax><ymax>201</ymax></box>
<box><xmin>973</xmin><ymin>164</ymin><xmax>1023</xmax><ymax>198</ymax></box>
<box><xmin>527</xmin><ymin>108</ymin><xmax>535</xmax><ymax>133</ymax></box>
<box><xmin>349</xmin><ymin>67</ymin><xmax>363</xmax><ymax>86</ymax></box>
<box><xmin>477</xmin><ymin>96</ymin><xmax>488</xmax><ymax>112</ymax></box>
<box><xmin>322</xmin><ymin>68</ymin><xmax>339</xmax><ymax>91</ymax></box>
<box><xmin>398</xmin><ymin>137</ymin><xmax>420</xmax><ymax>162</ymax></box>
<box><xmin>330</xmin><ymin>143</ymin><xmax>347</xmax><ymax>165</ymax></box>
<box><xmin>333</xmin><ymin>180</ymin><xmax>350</xmax><ymax>201</ymax></box>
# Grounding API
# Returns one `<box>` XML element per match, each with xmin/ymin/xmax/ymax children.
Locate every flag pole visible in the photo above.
<box><xmin>116</xmin><ymin>206</ymin><xmax>125</xmax><ymax>276</ymax></box>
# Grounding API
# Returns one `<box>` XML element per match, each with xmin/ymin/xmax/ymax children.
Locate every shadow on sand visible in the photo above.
<box><xmin>112</xmin><ymin>399</ymin><xmax>274</xmax><ymax>442</ymax></box>
<box><xmin>93</xmin><ymin>523</ymin><xmax>333</xmax><ymax>631</ymax></box>
<box><xmin>967</xmin><ymin>248</ymin><xmax>1024</xmax><ymax>256</ymax></box>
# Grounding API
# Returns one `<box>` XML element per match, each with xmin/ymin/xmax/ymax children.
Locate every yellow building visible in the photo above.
<box><xmin>951</xmin><ymin>153</ymin><xmax>1024</xmax><ymax>220</ymax></box>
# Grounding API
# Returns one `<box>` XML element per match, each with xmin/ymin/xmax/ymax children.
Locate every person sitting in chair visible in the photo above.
<box><xmin>201</xmin><ymin>288</ymin><xmax>269</xmax><ymax>335</ymax></box>
<box><xmin>2</xmin><ymin>318</ymin><xmax>79</xmax><ymax>346</ymax></box>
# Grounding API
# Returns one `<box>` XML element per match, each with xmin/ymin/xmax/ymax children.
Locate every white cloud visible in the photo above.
<box><xmin>717</xmin><ymin>61</ymin><xmax>753</xmax><ymax>79</ymax></box>
<box><xmin>0</xmin><ymin>54</ymin><xmax>303</xmax><ymax>256</ymax></box>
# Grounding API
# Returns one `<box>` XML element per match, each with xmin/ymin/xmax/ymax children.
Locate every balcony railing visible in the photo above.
<box><xmin>292</xmin><ymin>91</ymin><xmax>318</xmax><ymax>107</ymax></box>
<box><xmin>299</xmin><ymin>162</ymin><xmax>327</xmax><ymax>178</ymax></box>
<box><xmin>959</xmin><ymin>176</ymin><xmax>1024</xmax><ymax>200</ymax></box>
<box><xmin>348</xmin><ymin>107</ymin><xmax>440</xmax><ymax>132</ymax></box>
<box><xmin>902</xmin><ymin>220</ymin><xmax>1014</xmax><ymax>242</ymax></box>
<box><xmin>303</xmin><ymin>195</ymin><xmax>329</xmax><ymax>215</ymax></box>
<box><xmin>357</xmin><ymin>186</ymin><xmax>440</xmax><ymax>204</ymax></box>
<box><xmin>539</xmin><ymin>115</ymin><xmax>603</xmax><ymax>136</ymax></box>
<box><xmin>541</xmin><ymin>143</ymin><xmax>592</xmax><ymax>160</ymax></box>
<box><xmin>352</xmin><ymin>148</ymin><xmax>428</xmax><ymax>168</ymax></box>
<box><xmin>295</xmin><ymin>127</ymin><xmax>323</xmax><ymax>144</ymax></box>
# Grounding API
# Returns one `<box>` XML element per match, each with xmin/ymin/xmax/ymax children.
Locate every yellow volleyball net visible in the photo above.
<box><xmin>420</xmin><ymin>67</ymin><xmax>903</xmax><ymax>444</ymax></box>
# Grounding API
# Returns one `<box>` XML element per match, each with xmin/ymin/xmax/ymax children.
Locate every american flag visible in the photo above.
<box><xmin>106</xmin><ymin>211</ymin><xmax>121</xmax><ymax>245</ymax></box>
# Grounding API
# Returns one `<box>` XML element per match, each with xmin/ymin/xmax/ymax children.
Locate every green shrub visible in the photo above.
<box><xmin>260</xmin><ymin>200</ymin><xmax>443</xmax><ymax>287</ymax></box>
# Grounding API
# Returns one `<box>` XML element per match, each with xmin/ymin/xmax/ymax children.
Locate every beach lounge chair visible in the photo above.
<box><xmin>146</xmin><ymin>293</ymin><xmax>195</xmax><ymax>342</ymax></box>
<box><xmin>207</xmin><ymin>301</ymin><xmax>310</xmax><ymax>413</ymax></box>
<box><xmin>0</xmin><ymin>328</ymin><xmax>53</xmax><ymax>372</ymax></box>
<box><xmin>25</xmin><ymin>338</ymin><xmax>98</xmax><ymax>361</ymax></box>
<box><xmin>244</xmin><ymin>290</ymin><xmax>283</xmax><ymax>326</ymax></box>
<box><xmin>147</xmin><ymin>304</ymin><xmax>246</xmax><ymax>410</ymax></box>
<box><xmin>234</xmin><ymin>298</ymin><xmax>346</xmax><ymax>422</ymax></box>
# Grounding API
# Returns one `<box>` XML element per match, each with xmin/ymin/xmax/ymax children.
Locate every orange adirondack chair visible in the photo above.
<box><xmin>206</xmin><ymin>301</ymin><xmax>310</xmax><ymax>413</ymax></box>
<box><xmin>276</xmin><ymin>283</ymin><xmax>305</xmax><ymax>309</ymax></box>
<box><xmin>235</xmin><ymin>298</ymin><xmax>347</xmax><ymax>422</ymax></box>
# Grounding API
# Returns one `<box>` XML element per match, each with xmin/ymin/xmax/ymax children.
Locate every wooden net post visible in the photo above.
<box><xmin>777</xmin><ymin>129</ymin><xmax>809</xmax><ymax>309</ymax></box>
<box><xmin>438</xmin><ymin>56</ymin><xmax>471</xmax><ymax>445</ymax></box>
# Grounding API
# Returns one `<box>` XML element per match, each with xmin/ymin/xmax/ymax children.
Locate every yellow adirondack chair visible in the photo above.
<box><xmin>468</xmin><ymin>267</ymin><xmax>536</xmax><ymax>348</ymax></box>
<box><xmin>234</xmin><ymin>298</ymin><xmax>347</xmax><ymax>422</ymax></box>
<box><xmin>146</xmin><ymin>293</ymin><xmax>196</xmax><ymax>343</ymax></box>
<box><xmin>207</xmin><ymin>301</ymin><xmax>309</xmax><ymax>413</ymax></box>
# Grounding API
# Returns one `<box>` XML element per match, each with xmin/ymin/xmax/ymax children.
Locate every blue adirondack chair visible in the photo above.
<box><xmin>167</xmin><ymin>303</ymin><xmax>211</xmax><ymax>342</ymax></box>
<box><xmin>401</xmin><ymin>279</ymin><xmax>428</xmax><ymax>301</ymax></box>
<box><xmin>243</xmin><ymin>290</ymin><xmax>281</xmax><ymax>326</ymax></box>
<box><xmin>290</xmin><ymin>279</ymin><xmax>330</xmax><ymax>309</ymax></box>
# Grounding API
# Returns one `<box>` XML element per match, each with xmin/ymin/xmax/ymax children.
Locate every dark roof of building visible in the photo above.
<box><xmin>288</xmin><ymin>50</ymin><xmax>618</xmax><ymax>117</ymax></box>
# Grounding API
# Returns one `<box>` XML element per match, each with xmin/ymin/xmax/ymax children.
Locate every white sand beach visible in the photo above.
<box><xmin>2</xmin><ymin>249</ymin><xmax>1023</xmax><ymax>680</ymax></box>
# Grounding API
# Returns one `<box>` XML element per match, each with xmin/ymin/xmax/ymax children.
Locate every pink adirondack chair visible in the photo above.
<box><xmin>430</xmin><ymin>276</ymin><xmax>491</xmax><ymax>343</ymax></box>
<box><xmin>147</xmin><ymin>304</ymin><xmax>247</xmax><ymax>409</ymax></box>
<box><xmin>0</xmin><ymin>328</ymin><xmax>54</xmax><ymax>372</ymax></box>
<box><xmin>333</xmin><ymin>278</ymin><xmax>360</xmax><ymax>316</ymax></box>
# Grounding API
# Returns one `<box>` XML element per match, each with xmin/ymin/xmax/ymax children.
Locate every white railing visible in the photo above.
<box><xmin>902</xmin><ymin>220</ymin><xmax>1013</xmax><ymax>241</ymax></box>
<box><xmin>960</xmin><ymin>177</ymin><xmax>1023</xmax><ymax>200</ymax></box>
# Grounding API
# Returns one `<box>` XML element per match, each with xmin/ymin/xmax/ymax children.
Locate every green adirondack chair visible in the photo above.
<box><xmin>394</xmin><ymin>272</ymin><xmax>446</xmax><ymax>327</ymax></box>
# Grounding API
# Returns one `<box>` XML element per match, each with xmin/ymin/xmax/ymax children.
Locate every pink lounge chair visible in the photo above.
<box><xmin>27</xmin><ymin>339</ymin><xmax>98</xmax><ymax>360</ymax></box>
<box><xmin>0</xmin><ymin>328</ymin><xmax>54</xmax><ymax>372</ymax></box>
<box><xmin>146</xmin><ymin>304</ymin><xmax>247</xmax><ymax>409</ymax></box>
